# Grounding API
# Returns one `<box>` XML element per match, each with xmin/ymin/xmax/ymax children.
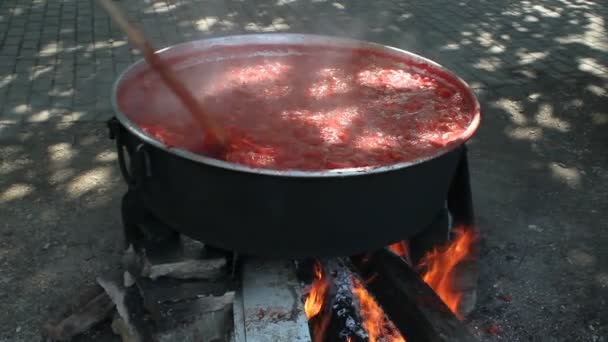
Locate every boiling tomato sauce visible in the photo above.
<box><xmin>117</xmin><ymin>44</ymin><xmax>477</xmax><ymax>170</ymax></box>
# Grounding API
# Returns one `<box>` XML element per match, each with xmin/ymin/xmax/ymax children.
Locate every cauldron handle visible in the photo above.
<box><xmin>108</xmin><ymin>118</ymin><xmax>151</xmax><ymax>189</ymax></box>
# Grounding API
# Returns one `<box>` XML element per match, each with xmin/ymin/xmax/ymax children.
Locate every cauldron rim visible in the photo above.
<box><xmin>111</xmin><ymin>33</ymin><xmax>481</xmax><ymax>178</ymax></box>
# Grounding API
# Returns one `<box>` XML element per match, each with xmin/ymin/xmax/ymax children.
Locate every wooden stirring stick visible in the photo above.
<box><xmin>97</xmin><ymin>0</ymin><xmax>226</xmax><ymax>155</ymax></box>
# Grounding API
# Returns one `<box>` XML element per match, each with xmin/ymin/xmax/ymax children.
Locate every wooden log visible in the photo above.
<box><xmin>407</xmin><ymin>202</ymin><xmax>480</xmax><ymax>319</ymax></box>
<box><xmin>142</xmin><ymin>258</ymin><xmax>227</xmax><ymax>280</ymax></box>
<box><xmin>412</xmin><ymin>225</ymin><xmax>481</xmax><ymax>318</ymax></box>
<box><xmin>123</xmin><ymin>242</ymin><xmax>227</xmax><ymax>281</ymax></box>
<box><xmin>112</xmin><ymin>315</ymin><xmax>140</xmax><ymax>342</ymax></box>
<box><xmin>42</xmin><ymin>289</ymin><xmax>114</xmax><ymax>341</ymax></box>
<box><xmin>155</xmin><ymin>292</ymin><xmax>235</xmax><ymax>329</ymax></box>
<box><xmin>351</xmin><ymin>250</ymin><xmax>479</xmax><ymax>342</ymax></box>
<box><xmin>297</xmin><ymin>258</ymin><xmax>368</xmax><ymax>342</ymax></box>
<box><xmin>322</xmin><ymin>259</ymin><xmax>367</xmax><ymax>342</ymax></box>
<box><xmin>156</xmin><ymin>309</ymin><xmax>232</xmax><ymax>342</ymax></box>
<box><xmin>155</xmin><ymin>292</ymin><xmax>235</xmax><ymax>341</ymax></box>
<box><xmin>137</xmin><ymin>277</ymin><xmax>233</xmax><ymax>304</ymax></box>
<box><xmin>97</xmin><ymin>277</ymin><xmax>154</xmax><ymax>342</ymax></box>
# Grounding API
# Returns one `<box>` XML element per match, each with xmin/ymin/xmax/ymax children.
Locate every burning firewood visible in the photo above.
<box><xmin>351</xmin><ymin>249</ymin><xmax>479</xmax><ymax>342</ymax></box>
<box><xmin>417</xmin><ymin>227</ymin><xmax>480</xmax><ymax>318</ymax></box>
<box><xmin>322</xmin><ymin>259</ymin><xmax>368</xmax><ymax>342</ymax></box>
<box><xmin>396</xmin><ymin>208</ymin><xmax>480</xmax><ymax>318</ymax></box>
<box><xmin>302</xmin><ymin>259</ymin><xmax>390</xmax><ymax>342</ymax></box>
<box><xmin>350</xmin><ymin>277</ymin><xmax>406</xmax><ymax>342</ymax></box>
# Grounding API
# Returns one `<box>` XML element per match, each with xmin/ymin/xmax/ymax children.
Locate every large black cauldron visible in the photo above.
<box><xmin>108</xmin><ymin>34</ymin><xmax>481</xmax><ymax>258</ymax></box>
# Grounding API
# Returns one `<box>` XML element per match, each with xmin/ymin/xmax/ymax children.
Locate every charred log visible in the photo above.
<box><xmin>324</xmin><ymin>259</ymin><xmax>367</xmax><ymax>342</ymax></box>
<box><xmin>351</xmin><ymin>250</ymin><xmax>479</xmax><ymax>342</ymax></box>
<box><xmin>299</xmin><ymin>259</ymin><xmax>367</xmax><ymax>342</ymax></box>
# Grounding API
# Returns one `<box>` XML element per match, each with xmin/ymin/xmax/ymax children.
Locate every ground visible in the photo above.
<box><xmin>0</xmin><ymin>0</ymin><xmax>607</xmax><ymax>341</ymax></box>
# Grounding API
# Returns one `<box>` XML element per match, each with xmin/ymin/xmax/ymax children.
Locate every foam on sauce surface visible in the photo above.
<box><xmin>117</xmin><ymin>44</ymin><xmax>477</xmax><ymax>170</ymax></box>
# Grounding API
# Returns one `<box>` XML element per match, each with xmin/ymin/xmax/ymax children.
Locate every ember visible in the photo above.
<box><xmin>351</xmin><ymin>277</ymin><xmax>406</xmax><ymax>342</ymax></box>
<box><xmin>388</xmin><ymin>241</ymin><xmax>409</xmax><ymax>259</ymax></box>
<box><xmin>418</xmin><ymin>227</ymin><xmax>478</xmax><ymax>317</ymax></box>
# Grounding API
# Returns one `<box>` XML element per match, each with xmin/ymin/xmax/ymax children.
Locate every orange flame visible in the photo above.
<box><xmin>388</xmin><ymin>241</ymin><xmax>409</xmax><ymax>258</ymax></box>
<box><xmin>351</xmin><ymin>277</ymin><xmax>406</xmax><ymax>342</ymax></box>
<box><xmin>304</xmin><ymin>261</ymin><xmax>329</xmax><ymax>320</ymax></box>
<box><xmin>419</xmin><ymin>226</ymin><xmax>478</xmax><ymax>318</ymax></box>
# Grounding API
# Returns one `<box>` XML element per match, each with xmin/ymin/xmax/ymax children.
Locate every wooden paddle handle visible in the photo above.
<box><xmin>97</xmin><ymin>0</ymin><xmax>225</xmax><ymax>150</ymax></box>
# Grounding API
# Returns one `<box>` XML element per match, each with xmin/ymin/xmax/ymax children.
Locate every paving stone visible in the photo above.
<box><xmin>17</xmin><ymin>45</ymin><xmax>38</xmax><ymax>57</ymax></box>
<box><xmin>29</xmin><ymin>91</ymin><xmax>52</xmax><ymax>106</ymax></box>
<box><xmin>74</xmin><ymin>52</ymin><xmax>92</xmax><ymax>65</ymax></box>
<box><xmin>0</xmin><ymin>123</ymin><xmax>22</xmax><ymax>137</ymax></box>
<box><xmin>75</xmin><ymin>64</ymin><xmax>95</xmax><ymax>78</ymax></box>
<box><xmin>0</xmin><ymin>0</ymin><xmax>605</xmax><ymax>126</ymax></box>
<box><xmin>6</xmin><ymin>83</ymin><xmax>30</xmax><ymax>104</ymax></box>
<box><xmin>114</xmin><ymin>62</ymin><xmax>132</xmax><ymax>75</ymax></box>
<box><xmin>3</xmin><ymin>35</ymin><xmax>21</xmax><ymax>46</ymax></box>
<box><xmin>0</xmin><ymin>89</ymin><xmax>7</xmax><ymax>113</ymax></box>
<box><xmin>1</xmin><ymin>102</ymin><xmax>31</xmax><ymax>123</ymax></box>
<box><xmin>21</xmin><ymin>40</ymin><xmax>38</xmax><ymax>49</ymax></box>
<box><xmin>0</xmin><ymin>56</ymin><xmax>17</xmax><ymax>67</ymax></box>
<box><xmin>0</xmin><ymin>44</ymin><xmax>19</xmax><ymax>58</ymax></box>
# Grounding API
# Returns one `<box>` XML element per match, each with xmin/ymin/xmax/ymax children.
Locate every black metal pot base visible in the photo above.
<box><xmin>109</xmin><ymin>117</ymin><xmax>474</xmax><ymax>257</ymax></box>
<box><xmin>112</xmin><ymin>116</ymin><xmax>475</xmax><ymax>258</ymax></box>
<box><xmin>120</xmin><ymin>146</ymin><xmax>473</xmax><ymax>259</ymax></box>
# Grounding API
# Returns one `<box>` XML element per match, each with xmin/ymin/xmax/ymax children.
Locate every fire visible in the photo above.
<box><xmin>304</xmin><ymin>261</ymin><xmax>331</xmax><ymax>342</ymax></box>
<box><xmin>388</xmin><ymin>241</ymin><xmax>409</xmax><ymax>258</ymax></box>
<box><xmin>304</xmin><ymin>261</ymin><xmax>329</xmax><ymax>320</ymax></box>
<box><xmin>418</xmin><ymin>226</ymin><xmax>477</xmax><ymax>317</ymax></box>
<box><xmin>351</xmin><ymin>277</ymin><xmax>406</xmax><ymax>342</ymax></box>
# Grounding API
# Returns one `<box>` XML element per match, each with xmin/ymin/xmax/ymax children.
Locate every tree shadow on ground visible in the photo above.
<box><xmin>0</xmin><ymin>0</ymin><xmax>606</xmax><ymax>340</ymax></box>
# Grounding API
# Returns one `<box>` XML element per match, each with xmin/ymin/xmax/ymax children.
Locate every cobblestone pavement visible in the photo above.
<box><xmin>1</xmin><ymin>0</ymin><xmax>607</xmax><ymax>341</ymax></box>
<box><xmin>0</xmin><ymin>0</ymin><xmax>606</xmax><ymax>124</ymax></box>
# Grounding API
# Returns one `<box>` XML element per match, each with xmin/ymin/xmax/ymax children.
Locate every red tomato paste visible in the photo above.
<box><xmin>117</xmin><ymin>44</ymin><xmax>477</xmax><ymax>170</ymax></box>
